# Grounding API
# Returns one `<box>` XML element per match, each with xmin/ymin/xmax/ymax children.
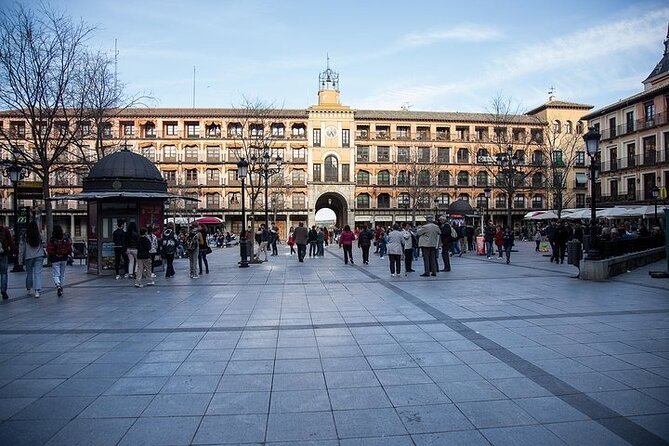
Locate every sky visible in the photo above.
<box><xmin>36</xmin><ymin>0</ymin><xmax>669</xmax><ymax>113</ymax></box>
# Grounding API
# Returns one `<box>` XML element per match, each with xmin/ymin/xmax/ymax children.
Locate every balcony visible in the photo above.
<box><xmin>435</xmin><ymin>131</ymin><xmax>450</xmax><ymax>141</ymax></box>
<box><xmin>206</xmin><ymin>179</ymin><xmax>219</xmax><ymax>186</ymax></box>
<box><xmin>355</xmin><ymin>130</ymin><xmax>369</xmax><ymax>140</ymax></box>
<box><xmin>415</xmin><ymin>132</ymin><xmax>430</xmax><ymax>141</ymax></box>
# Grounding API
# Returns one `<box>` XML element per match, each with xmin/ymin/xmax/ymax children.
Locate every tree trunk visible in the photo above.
<box><xmin>43</xmin><ymin>180</ymin><xmax>53</xmax><ymax>238</ymax></box>
<box><xmin>506</xmin><ymin>192</ymin><xmax>513</xmax><ymax>229</ymax></box>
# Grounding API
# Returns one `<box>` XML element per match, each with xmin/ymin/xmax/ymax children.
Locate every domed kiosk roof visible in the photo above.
<box><xmin>88</xmin><ymin>149</ymin><xmax>163</xmax><ymax>181</ymax></box>
<box><xmin>448</xmin><ymin>199</ymin><xmax>474</xmax><ymax>215</ymax></box>
<box><xmin>82</xmin><ymin>149</ymin><xmax>167</xmax><ymax>193</ymax></box>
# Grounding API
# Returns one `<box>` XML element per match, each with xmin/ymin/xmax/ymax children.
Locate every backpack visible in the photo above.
<box><xmin>162</xmin><ymin>231</ymin><xmax>176</xmax><ymax>255</ymax></box>
<box><xmin>188</xmin><ymin>233</ymin><xmax>199</xmax><ymax>251</ymax></box>
<box><xmin>55</xmin><ymin>239</ymin><xmax>71</xmax><ymax>257</ymax></box>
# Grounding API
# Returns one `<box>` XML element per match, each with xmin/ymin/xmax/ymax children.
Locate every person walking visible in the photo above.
<box><xmin>257</xmin><ymin>224</ymin><xmax>269</xmax><ymax>262</ymax></box>
<box><xmin>503</xmin><ymin>226</ymin><xmax>515</xmax><ymax>264</ymax></box>
<box><xmin>113</xmin><ymin>220</ymin><xmax>128</xmax><ymax>279</ymax></box>
<box><xmin>187</xmin><ymin>223</ymin><xmax>200</xmax><ymax>278</ymax></box>
<box><xmin>495</xmin><ymin>225</ymin><xmax>504</xmax><ymax>259</ymax></box>
<box><xmin>386</xmin><ymin>224</ymin><xmax>405</xmax><ymax>276</ymax></box>
<box><xmin>307</xmin><ymin>225</ymin><xmax>318</xmax><ymax>257</ymax></box>
<box><xmin>21</xmin><ymin>221</ymin><xmax>45</xmax><ymax>298</ymax></box>
<box><xmin>135</xmin><ymin>227</ymin><xmax>154</xmax><ymax>288</ymax></box>
<box><xmin>438</xmin><ymin>217</ymin><xmax>453</xmax><ymax>272</ymax></box>
<box><xmin>0</xmin><ymin>223</ymin><xmax>15</xmax><ymax>300</ymax></box>
<box><xmin>293</xmin><ymin>222</ymin><xmax>308</xmax><ymax>262</ymax></box>
<box><xmin>161</xmin><ymin>222</ymin><xmax>178</xmax><ymax>278</ymax></box>
<box><xmin>198</xmin><ymin>224</ymin><xmax>209</xmax><ymax>274</ymax></box>
<box><xmin>417</xmin><ymin>216</ymin><xmax>440</xmax><ymax>277</ymax></box>
<box><xmin>287</xmin><ymin>227</ymin><xmax>296</xmax><ymax>256</ymax></box>
<box><xmin>270</xmin><ymin>223</ymin><xmax>279</xmax><ymax>256</ymax></box>
<box><xmin>555</xmin><ymin>220</ymin><xmax>570</xmax><ymax>264</ymax></box>
<box><xmin>125</xmin><ymin>222</ymin><xmax>139</xmax><ymax>278</ymax></box>
<box><xmin>484</xmin><ymin>222</ymin><xmax>495</xmax><ymax>259</ymax></box>
<box><xmin>339</xmin><ymin>224</ymin><xmax>355</xmax><ymax>264</ymax></box>
<box><xmin>317</xmin><ymin>227</ymin><xmax>325</xmax><ymax>256</ymax></box>
<box><xmin>147</xmin><ymin>225</ymin><xmax>159</xmax><ymax>277</ymax></box>
<box><xmin>46</xmin><ymin>225</ymin><xmax>72</xmax><ymax>297</ymax></box>
<box><xmin>534</xmin><ymin>228</ymin><xmax>542</xmax><ymax>252</ymax></box>
<box><xmin>402</xmin><ymin>223</ymin><xmax>416</xmax><ymax>273</ymax></box>
<box><xmin>378</xmin><ymin>228</ymin><xmax>387</xmax><ymax>259</ymax></box>
<box><xmin>357</xmin><ymin>225</ymin><xmax>373</xmax><ymax>264</ymax></box>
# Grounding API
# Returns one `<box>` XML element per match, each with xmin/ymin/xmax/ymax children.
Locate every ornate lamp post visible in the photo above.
<box><xmin>2</xmin><ymin>159</ymin><xmax>27</xmax><ymax>272</ymax></box>
<box><xmin>251</xmin><ymin>146</ymin><xmax>282</xmax><ymax>228</ymax></box>
<box><xmin>483</xmin><ymin>187</ymin><xmax>491</xmax><ymax>224</ymax></box>
<box><xmin>583</xmin><ymin>127</ymin><xmax>601</xmax><ymax>260</ymax></box>
<box><xmin>237</xmin><ymin>158</ymin><xmax>249</xmax><ymax>268</ymax></box>
<box><xmin>651</xmin><ymin>185</ymin><xmax>660</xmax><ymax>225</ymax></box>
<box><xmin>434</xmin><ymin>197</ymin><xmax>440</xmax><ymax>221</ymax></box>
<box><xmin>495</xmin><ymin>145</ymin><xmax>520</xmax><ymax>229</ymax></box>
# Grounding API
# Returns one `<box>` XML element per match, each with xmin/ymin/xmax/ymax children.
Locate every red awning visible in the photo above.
<box><xmin>195</xmin><ymin>216</ymin><xmax>223</xmax><ymax>225</ymax></box>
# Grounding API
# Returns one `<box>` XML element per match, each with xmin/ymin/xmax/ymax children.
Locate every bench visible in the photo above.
<box><xmin>580</xmin><ymin>247</ymin><xmax>666</xmax><ymax>281</ymax></box>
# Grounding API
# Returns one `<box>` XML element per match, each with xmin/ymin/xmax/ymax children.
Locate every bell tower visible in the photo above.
<box><xmin>317</xmin><ymin>56</ymin><xmax>341</xmax><ymax>106</ymax></box>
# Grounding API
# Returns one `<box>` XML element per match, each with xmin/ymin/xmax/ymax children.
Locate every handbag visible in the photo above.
<box><xmin>206</xmin><ymin>246</ymin><xmax>212</xmax><ymax>254</ymax></box>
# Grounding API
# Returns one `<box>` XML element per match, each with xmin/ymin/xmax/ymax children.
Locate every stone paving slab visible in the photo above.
<box><xmin>0</xmin><ymin>241</ymin><xmax>668</xmax><ymax>445</ymax></box>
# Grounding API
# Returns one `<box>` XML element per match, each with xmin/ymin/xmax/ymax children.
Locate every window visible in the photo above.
<box><xmin>141</xmin><ymin>146</ymin><xmax>156</xmax><ymax>161</ymax></box>
<box><xmin>610</xmin><ymin>179</ymin><xmax>618</xmax><ymax>199</ymax></box>
<box><xmin>627</xmin><ymin>143</ymin><xmax>636</xmax><ymax>167</ymax></box>
<box><xmin>477</xmin><ymin>171</ymin><xmax>488</xmax><ymax>186</ymax></box>
<box><xmin>532</xmin><ymin>173</ymin><xmax>544</xmax><ymax>188</ymax></box>
<box><xmin>101</xmin><ymin>123</ymin><xmax>112</xmax><ymax>138</ymax></box>
<box><xmin>186</xmin><ymin>122</ymin><xmax>199</xmax><ymax>137</ymax></box>
<box><xmin>418</xmin><ymin>147</ymin><xmax>430</xmax><ymax>163</ymax></box>
<box><xmin>398</xmin><ymin>193</ymin><xmax>410</xmax><ymax>207</ymax></box>
<box><xmin>353</xmin><ymin>193</ymin><xmax>369</xmax><ymax>209</ymax></box>
<box><xmin>292</xmin><ymin>147</ymin><xmax>305</xmax><ymax>162</ymax></box>
<box><xmin>436</xmin><ymin>194</ymin><xmax>450</xmax><ymax>206</ymax></box>
<box><xmin>356</xmin><ymin>170</ymin><xmax>370</xmax><ymax>185</ymax></box>
<box><xmin>397</xmin><ymin>126</ymin><xmax>410</xmax><ymax>139</ymax></box>
<box><xmin>205</xmin><ymin>146</ymin><xmax>219</xmax><ymax>162</ymax></box>
<box><xmin>644</xmin><ymin>101</ymin><xmax>655</xmax><ymax>123</ymax></box>
<box><xmin>532</xmin><ymin>195</ymin><xmax>543</xmax><ymax>209</ymax></box>
<box><xmin>145</xmin><ymin>122</ymin><xmax>156</xmax><ymax>137</ymax></box>
<box><xmin>122</xmin><ymin>121</ymin><xmax>134</xmax><ymax>136</ymax></box>
<box><xmin>377</xmin><ymin>194</ymin><xmax>390</xmax><ymax>208</ymax></box>
<box><xmin>457</xmin><ymin>171</ymin><xmax>469</xmax><ymax>186</ymax></box>
<box><xmin>229</xmin><ymin>123</ymin><xmax>242</xmax><ymax>137</ymax></box>
<box><xmin>575</xmin><ymin>151</ymin><xmax>585</xmax><ymax>166</ymax></box>
<box><xmin>495</xmin><ymin>194</ymin><xmax>507</xmax><ymax>208</ymax></box>
<box><xmin>475</xmin><ymin>127</ymin><xmax>488</xmax><ymax>141</ymax></box>
<box><xmin>376</xmin><ymin>126</ymin><xmax>390</xmax><ymax>139</ymax></box>
<box><xmin>325</xmin><ymin>155</ymin><xmax>339</xmax><ymax>181</ymax></box>
<box><xmin>165</xmin><ymin>122</ymin><xmax>177</xmax><ymax>136</ymax></box>
<box><xmin>356</xmin><ymin>146</ymin><xmax>369</xmax><ymax>162</ymax></box>
<box><xmin>163</xmin><ymin>145</ymin><xmax>177</xmax><ymax>160</ymax></box>
<box><xmin>514</xmin><ymin>150</ymin><xmax>526</xmax><ymax>164</ymax></box>
<box><xmin>552</xmin><ymin>120</ymin><xmax>561</xmax><ymax>134</ymax></box>
<box><xmin>313</xmin><ymin>164</ymin><xmax>321</xmax><ymax>182</ymax></box>
<box><xmin>341</xmin><ymin>164</ymin><xmax>349</xmax><ymax>182</ymax></box>
<box><xmin>456</xmin><ymin>148</ymin><xmax>469</xmax><ymax>163</ymax></box>
<box><xmin>438</xmin><ymin>171</ymin><xmax>450</xmax><ymax>186</ymax></box>
<box><xmin>436</xmin><ymin>127</ymin><xmax>450</xmax><ymax>140</ymax></box>
<box><xmin>291</xmin><ymin>169</ymin><xmax>305</xmax><ymax>185</ymax></box>
<box><xmin>625</xmin><ymin>111</ymin><xmax>634</xmax><ymax>133</ymax></box>
<box><xmin>565</xmin><ymin>121</ymin><xmax>572</xmax><ymax>134</ymax></box>
<box><xmin>162</xmin><ymin>170</ymin><xmax>176</xmax><ymax>185</ymax></box>
<box><xmin>418</xmin><ymin>170</ymin><xmax>430</xmax><ymax>186</ymax></box>
<box><xmin>531</xmin><ymin>150</ymin><xmax>544</xmax><ymax>165</ymax></box>
<box><xmin>643</xmin><ymin>136</ymin><xmax>657</xmax><ymax>164</ymax></box>
<box><xmin>575</xmin><ymin>173</ymin><xmax>587</xmax><ymax>188</ymax></box>
<box><xmin>512</xmin><ymin>128</ymin><xmax>525</xmax><ymax>142</ymax></box>
<box><xmin>576</xmin><ymin>193</ymin><xmax>585</xmax><ymax>208</ymax></box>
<box><xmin>455</xmin><ymin>126</ymin><xmax>468</xmax><ymax>141</ymax></box>
<box><xmin>185</xmin><ymin>169</ymin><xmax>198</xmax><ymax>182</ymax></box>
<box><xmin>10</xmin><ymin>121</ymin><xmax>26</xmax><ymax>138</ymax></box>
<box><xmin>313</xmin><ymin>129</ymin><xmax>321</xmax><ymax>147</ymax></box>
<box><xmin>397</xmin><ymin>170</ymin><xmax>410</xmax><ymax>186</ymax></box>
<box><xmin>291</xmin><ymin>124</ymin><xmax>306</xmax><ymax>137</ymax></box>
<box><xmin>417</xmin><ymin>193</ymin><xmax>431</xmax><ymax>208</ymax></box>
<box><xmin>377</xmin><ymin>146</ymin><xmax>390</xmax><ymax>162</ymax></box>
<box><xmin>608</xmin><ymin>117</ymin><xmax>616</xmax><ymax>138</ymax></box>
<box><xmin>576</xmin><ymin>121</ymin><xmax>584</xmax><ymax>134</ymax></box>
<box><xmin>184</xmin><ymin>193</ymin><xmax>198</xmax><ymax>210</ymax></box>
<box><xmin>552</xmin><ymin>150</ymin><xmax>564</xmax><ymax>167</ymax></box>
<box><xmin>250</xmin><ymin>124</ymin><xmax>263</xmax><ymax>137</ymax></box>
<box><xmin>531</xmin><ymin>128</ymin><xmax>543</xmax><ymax>143</ymax></box>
<box><xmin>342</xmin><ymin>129</ymin><xmax>350</xmax><ymax>147</ymax></box>
<box><xmin>206</xmin><ymin>169</ymin><xmax>219</xmax><ymax>184</ymax></box>
<box><xmin>271</xmin><ymin>124</ymin><xmax>285</xmax><ymax>137</ymax></box>
<box><xmin>227</xmin><ymin>169</ymin><xmax>239</xmax><ymax>183</ymax></box>
<box><xmin>206</xmin><ymin>193</ymin><xmax>220</xmax><ymax>208</ymax></box>
<box><xmin>437</xmin><ymin>147</ymin><xmax>450</xmax><ymax>163</ymax></box>
<box><xmin>416</xmin><ymin>126</ymin><xmax>430</xmax><ymax>140</ymax></box>
<box><xmin>292</xmin><ymin>193</ymin><xmax>306</xmax><ymax>208</ymax></box>
<box><xmin>609</xmin><ymin>148</ymin><xmax>618</xmax><ymax>170</ymax></box>
<box><xmin>397</xmin><ymin>147</ymin><xmax>409</xmax><ymax>163</ymax></box>
<box><xmin>185</xmin><ymin>146</ymin><xmax>198</xmax><ymax>161</ymax></box>
<box><xmin>206</xmin><ymin>124</ymin><xmax>221</xmax><ymax>137</ymax></box>
<box><xmin>377</xmin><ymin>170</ymin><xmax>390</xmax><ymax>185</ymax></box>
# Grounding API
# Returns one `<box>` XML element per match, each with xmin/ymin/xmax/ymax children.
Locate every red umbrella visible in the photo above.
<box><xmin>195</xmin><ymin>216</ymin><xmax>223</xmax><ymax>225</ymax></box>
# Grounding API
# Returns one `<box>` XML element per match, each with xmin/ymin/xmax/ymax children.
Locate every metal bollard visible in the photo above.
<box><xmin>567</xmin><ymin>240</ymin><xmax>582</xmax><ymax>267</ymax></box>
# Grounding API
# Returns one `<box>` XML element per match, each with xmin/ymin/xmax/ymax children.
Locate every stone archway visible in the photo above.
<box><xmin>315</xmin><ymin>192</ymin><xmax>348</xmax><ymax>228</ymax></box>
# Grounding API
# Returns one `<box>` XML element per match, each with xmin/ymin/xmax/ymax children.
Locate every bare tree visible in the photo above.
<box><xmin>482</xmin><ymin>94</ymin><xmax>543</xmax><ymax>228</ymax></box>
<box><xmin>0</xmin><ymin>3</ymin><xmax>94</xmax><ymax>234</ymax></box>
<box><xmin>394</xmin><ymin>146</ymin><xmax>440</xmax><ymax>225</ymax></box>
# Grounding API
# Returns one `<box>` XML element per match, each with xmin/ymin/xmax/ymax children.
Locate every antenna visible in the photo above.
<box><xmin>401</xmin><ymin>102</ymin><xmax>413</xmax><ymax>111</ymax></box>
<box><xmin>114</xmin><ymin>39</ymin><xmax>119</xmax><ymax>95</ymax></box>
<box><xmin>192</xmin><ymin>65</ymin><xmax>196</xmax><ymax>108</ymax></box>
<box><xmin>548</xmin><ymin>85</ymin><xmax>556</xmax><ymax>101</ymax></box>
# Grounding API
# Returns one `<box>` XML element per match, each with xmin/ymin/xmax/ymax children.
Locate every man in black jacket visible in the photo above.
<box><xmin>438</xmin><ymin>217</ymin><xmax>452</xmax><ymax>272</ymax></box>
<box><xmin>357</xmin><ymin>225</ymin><xmax>373</xmax><ymax>265</ymax></box>
<box><xmin>113</xmin><ymin>220</ymin><xmax>129</xmax><ymax>280</ymax></box>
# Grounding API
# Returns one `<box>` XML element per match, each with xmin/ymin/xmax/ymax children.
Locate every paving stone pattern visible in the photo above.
<box><xmin>0</xmin><ymin>241</ymin><xmax>668</xmax><ymax>445</ymax></box>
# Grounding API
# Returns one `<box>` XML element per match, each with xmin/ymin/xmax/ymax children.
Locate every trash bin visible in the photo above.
<box><xmin>567</xmin><ymin>240</ymin><xmax>582</xmax><ymax>267</ymax></box>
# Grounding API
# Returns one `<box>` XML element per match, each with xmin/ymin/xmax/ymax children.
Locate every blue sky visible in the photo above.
<box><xmin>45</xmin><ymin>0</ymin><xmax>669</xmax><ymax>113</ymax></box>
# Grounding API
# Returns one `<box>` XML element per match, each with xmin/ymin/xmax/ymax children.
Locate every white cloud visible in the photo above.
<box><xmin>399</xmin><ymin>24</ymin><xmax>503</xmax><ymax>47</ymax></box>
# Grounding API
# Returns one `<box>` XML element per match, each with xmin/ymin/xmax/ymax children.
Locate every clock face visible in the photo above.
<box><xmin>325</xmin><ymin>126</ymin><xmax>337</xmax><ymax>138</ymax></box>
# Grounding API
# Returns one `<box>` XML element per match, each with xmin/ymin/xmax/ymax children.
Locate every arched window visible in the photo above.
<box><xmin>356</xmin><ymin>193</ymin><xmax>370</xmax><ymax>208</ymax></box>
<box><xmin>141</xmin><ymin>145</ymin><xmax>156</xmax><ymax>161</ymax></box>
<box><xmin>532</xmin><ymin>194</ymin><xmax>544</xmax><ymax>209</ymax></box>
<box><xmin>397</xmin><ymin>170</ymin><xmax>410</xmax><ymax>186</ymax></box>
<box><xmin>377</xmin><ymin>170</ymin><xmax>390</xmax><ymax>185</ymax></box>
<box><xmin>514</xmin><ymin>150</ymin><xmax>526</xmax><ymax>164</ymax></box>
<box><xmin>438</xmin><ymin>170</ymin><xmax>450</xmax><ymax>186</ymax></box>
<box><xmin>457</xmin><ymin>171</ymin><xmax>469</xmax><ymax>186</ymax></box>
<box><xmin>553</xmin><ymin>120</ymin><xmax>561</xmax><ymax>133</ymax></box>
<box><xmin>292</xmin><ymin>192</ymin><xmax>306</xmax><ymax>208</ymax></box>
<box><xmin>377</xmin><ymin>193</ymin><xmax>390</xmax><ymax>208</ymax></box>
<box><xmin>532</xmin><ymin>150</ymin><xmax>544</xmax><ymax>165</ymax></box>
<box><xmin>458</xmin><ymin>193</ymin><xmax>470</xmax><ymax>202</ymax></box>
<box><xmin>206</xmin><ymin>193</ymin><xmax>220</xmax><ymax>208</ymax></box>
<box><xmin>397</xmin><ymin>193</ymin><xmax>410</xmax><ymax>207</ymax></box>
<box><xmin>291</xmin><ymin>169</ymin><xmax>305</xmax><ymax>185</ymax></box>
<box><xmin>457</xmin><ymin>148</ymin><xmax>469</xmax><ymax>163</ymax></box>
<box><xmin>436</xmin><ymin>193</ymin><xmax>450</xmax><ymax>206</ymax></box>
<box><xmin>324</xmin><ymin>155</ymin><xmax>338</xmax><ymax>181</ymax></box>
<box><xmin>476</xmin><ymin>193</ymin><xmax>487</xmax><ymax>208</ymax></box>
<box><xmin>477</xmin><ymin>171</ymin><xmax>488</xmax><ymax>187</ymax></box>
<box><xmin>417</xmin><ymin>193</ymin><xmax>431</xmax><ymax>208</ymax></box>
<box><xmin>576</xmin><ymin>121</ymin><xmax>584</xmax><ymax>134</ymax></box>
<box><xmin>418</xmin><ymin>170</ymin><xmax>430</xmax><ymax>186</ymax></box>
<box><xmin>565</xmin><ymin>121</ymin><xmax>572</xmax><ymax>134</ymax></box>
<box><xmin>356</xmin><ymin>170</ymin><xmax>370</xmax><ymax>185</ymax></box>
<box><xmin>495</xmin><ymin>193</ymin><xmax>507</xmax><ymax>208</ymax></box>
<box><xmin>513</xmin><ymin>194</ymin><xmax>525</xmax><ymax>209</ymax></box>
<box><xmin>532</xmin><ymin>172</ymin><xmax>544</xmax><ymax>188</ymax></box>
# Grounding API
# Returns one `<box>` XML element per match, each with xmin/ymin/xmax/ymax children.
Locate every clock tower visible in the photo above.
<box><xmin>307</xmin><ymin>59</ymin><xmax>356</xmax><ymax>227</ymax></box>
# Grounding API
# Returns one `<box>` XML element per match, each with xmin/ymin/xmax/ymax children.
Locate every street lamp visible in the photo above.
<box><xmin>251</xmin><ymin>146</ymin><xmax>282</xmax><ymax>228</ymax></box>
<box><xmin>1</xmin><ymin>159</ymin><xmax>26</xmax><ymax>272</ymax></box>
<box><xmin>495</xmin><ymin>145</ymin><xmax>520</xmax><ymax>228</ymax></box>
<box><xmin>583</xmin><ymin>127</ymin><xmax>601</xmax><ymax>260</ymax></box>
<box><xmin>651</xmin><ymin>185</ymin><xmax>660</xmax><ymax>225</ymax></box>
<box><xmin>434</xmin><ymin>197</ymin><xmax>440</xmax><ymax>220</ymax></box>
<box><xmin>237</xmin><ymin>158</ymin><xmax>249</xmax><ymax>268</ymax></box>
<box><xmin>483</xmin><ymin>187</ymin><xmax>491</xmax><ymax>224</ymax></box>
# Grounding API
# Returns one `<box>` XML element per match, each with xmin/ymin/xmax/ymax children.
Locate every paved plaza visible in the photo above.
<box><xmin>0</xmin><ymin>241</ymin><xmax>668</xmax><ymax>445</ymax></box>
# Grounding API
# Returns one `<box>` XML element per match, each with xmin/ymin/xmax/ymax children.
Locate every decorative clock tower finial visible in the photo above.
<box><xmin>319</xmin><ymin>54</ymin><xmax>339</xmax><ymax>92</ymax></box>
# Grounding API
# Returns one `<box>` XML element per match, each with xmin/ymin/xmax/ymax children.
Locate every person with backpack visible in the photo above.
<box><xmin>357</xmin><ymin>224</ymin><xmax>373</xmax><ymax>265</ymax></box>
<box><xmin>124</xmin><ymin>222</ymin><xmax>139</xmax><ymax>278</ymax></box>
<box><xmin>113</xmin><ymin>220</ymin><xmax>129</xmax><ymax>280</ymax></box>
<box><xmin>161</xmin><ymin>222</ymin><xmax>178</xmax><ymax>278</ymax></box>
<box><xmin>0</xmin><ymin>223</ymin><xmax>15</xmax><ymax>300</ymax></box>
<box><xmin>20</xmin><ymin>221</ymin><xmax>45</xmax><ymax>298</ymax></box>
<box><xmin>46</xmin><ymin>225</ymin><xmax>72</xmax><ymax>297</ymax></box>
<box><xmin>135</xmin><ymin>227</ymin><xmax>154</xmax><ymax>288</ymax></box>
<box><xmin>198</xmin><ymin>224</ymin><xmax>209</xmax><ymax>274</ymax></box>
